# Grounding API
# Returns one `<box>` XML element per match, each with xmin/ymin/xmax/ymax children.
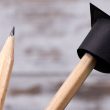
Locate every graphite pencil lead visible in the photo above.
<box><xmin>10</xmin><ymin>27</ymin><xmax>15</xmax><ymax>37</ymax></box>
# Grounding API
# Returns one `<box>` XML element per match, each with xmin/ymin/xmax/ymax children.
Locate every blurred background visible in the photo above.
<box><xmin>0</xmin><ymin>0</ymin><xmax>110</xmax><ymax>110</ymax></box>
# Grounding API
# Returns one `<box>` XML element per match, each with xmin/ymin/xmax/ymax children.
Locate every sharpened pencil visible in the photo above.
<box><xmin>0</xmin><ymin>27</ymin><xmax>15</xmax><ymax>110</ymax></box>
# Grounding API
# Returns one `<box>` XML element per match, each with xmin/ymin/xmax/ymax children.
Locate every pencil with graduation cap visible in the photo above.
<box><xmin>0</xmin><ymin>27</ymin><xmax>15</xmax><ymax>110</ymax></box>
<box><xmin>46</xmin><ymin>3</ymin><xmax>110</xmax><ymax>110</ymax></box>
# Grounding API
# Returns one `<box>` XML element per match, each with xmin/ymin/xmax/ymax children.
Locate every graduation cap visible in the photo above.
<box><xmin>45</xmin><ymin>4</ymin><xmax>110</xmax><ymax>110</ymax></box>
<box><xmin>77</xmin><ymin>3</ymin><xmax>110</xmax><ymax>73</ymax></box>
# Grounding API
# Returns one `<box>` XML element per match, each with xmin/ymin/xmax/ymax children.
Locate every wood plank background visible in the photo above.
<box><xmin>0</xmin><ymin>0</ymin><xmax>109</xmax><ymax>109</ymax></box>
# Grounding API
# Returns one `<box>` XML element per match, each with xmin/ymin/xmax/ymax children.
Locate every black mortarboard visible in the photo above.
<box><xmin>90</xmin><ymin>3</ymin><xmax>110</xmax><ymax>26</ymax></box>
<box><xmin>77</xmin><ymin>3</ymin><xmax>110</xmax><ymax>73</ymax></box>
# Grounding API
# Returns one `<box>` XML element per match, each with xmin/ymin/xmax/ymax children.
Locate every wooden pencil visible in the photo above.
<box><xmin>46</xmin><ymin>53</ymin><xmax>96</xmax><ymax>110</ymax></box>
<box><xmin>0</xmin><ymin>27</ymin><xmax>15</xmax><ymax>110</ymax></box>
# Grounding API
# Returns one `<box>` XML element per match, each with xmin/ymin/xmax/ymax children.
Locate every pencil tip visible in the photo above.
<box><xmin>10</xmin><ymin>26</ymin><xmax>15</xmax><ymax>37</ymax></box>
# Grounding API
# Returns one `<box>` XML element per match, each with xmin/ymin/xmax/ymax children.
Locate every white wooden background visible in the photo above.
<box><xmin>0</xmin><ymin>0</ymin><xmax>109</xmax><ymax>110</ymax></box>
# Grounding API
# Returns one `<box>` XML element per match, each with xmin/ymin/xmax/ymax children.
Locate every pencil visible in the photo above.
<box><xmin>45</xmin><ymin>53</ymin><xmax>96</xmax><ymax>110</ymax></box>
<box><xmin>0</xmin><ymin>27</ymin><xmax>15</xmax><ymax>110</ymax></box>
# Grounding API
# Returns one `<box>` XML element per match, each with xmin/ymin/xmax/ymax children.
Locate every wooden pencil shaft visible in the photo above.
<box><xmin>45</xmin><ymin>53</ymin><xmax>96</xmax><ymax>110</ymax></box>
<box><xmin>0</xmin><ymin>36</ymin><xmax>14</xmax><ymax>110</ymax></box>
